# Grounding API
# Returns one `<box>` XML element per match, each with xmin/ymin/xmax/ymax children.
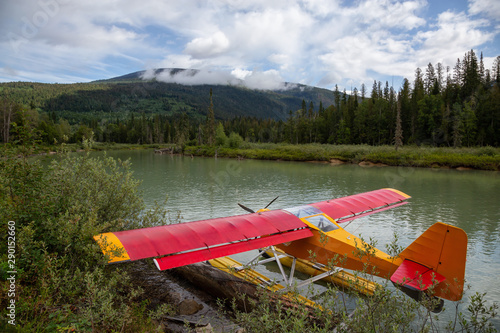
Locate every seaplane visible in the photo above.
<box><xmin>94</xmin><ymin>188</ymin><xmax>467</xmax><ymax>311</ymax></box>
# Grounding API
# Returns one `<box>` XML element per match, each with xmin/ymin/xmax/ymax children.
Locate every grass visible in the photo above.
<box><xmin>5</xmin><ymin>141</ymin><xmax>497</xmax><ymax>170</ymax></box>
<box><xmin>184</xmin><ymin>143</ymin><xmax>500</xmax><ymax>171</ymax></box>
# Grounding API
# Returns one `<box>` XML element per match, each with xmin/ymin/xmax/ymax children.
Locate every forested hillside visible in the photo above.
<box><xmin>1</xmin><ymin>50</ymin><xmax>499</xmax><ymax>147</ymax></box>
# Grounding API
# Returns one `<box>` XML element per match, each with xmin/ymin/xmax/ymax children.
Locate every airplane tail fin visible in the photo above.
<box><xmin>390</xmin><ymin>222</ymin><xmax>467</xmax><ymax>307</ymax></box>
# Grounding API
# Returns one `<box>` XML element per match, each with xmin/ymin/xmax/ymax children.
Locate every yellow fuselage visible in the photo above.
<box><xmin>277</xmin><ymin>215</ymin><xmax>403</xmax><ymax>280</ymax></box>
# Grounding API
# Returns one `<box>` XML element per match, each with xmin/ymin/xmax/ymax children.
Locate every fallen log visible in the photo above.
<box><xmin>171</xmin><ymin>262</ymin><xmax>260</xmax><ymax>312</ymax></box>
<box><xmin>170</xmin><ymin>261</ymin><xmax>323</xmax><ymax>317</ymax></box>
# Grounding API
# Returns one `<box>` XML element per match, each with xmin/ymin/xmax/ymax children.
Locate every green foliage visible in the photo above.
<box><xmin>0</xmin><ymin>120</ymin><xmax>497</xmax><ymax>331</ymax></box>
<box><xmin>0</xmin><ymin>129</ymin><xmax>174</xmax><ymax>331</ymax></box>
<box><xmin>215</xmin><ymin>122</ymin><xmax>227</xmax><ymax>146</ymax></box>
<box><xmin>3</xmin><ymin>50</ymin><xmax>500</xmax><ymax>148</ymax></box>
<box><xmin>184</xmin><ymin>143</ymin><xmax>500</xmax><ymax>170</ymax></box>
<box><xmin>228</xmin><ymin>132</ymin><xmax>244</xmax><ymax>149</ymax></box>
<box><xmin>228</xmin><ymin>235</ymin><xmax>498</xmax><ymax>333</ymax></box>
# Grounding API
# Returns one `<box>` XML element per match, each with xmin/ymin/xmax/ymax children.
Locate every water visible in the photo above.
<box><xmin>95</xmin><ymin>150</ymin><xmax>500</xmax><ymax>328</ymax></box>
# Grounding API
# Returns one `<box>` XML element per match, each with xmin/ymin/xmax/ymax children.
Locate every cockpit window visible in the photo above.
<box><xmin>305</xmin><ymin>215</ymin><xmax>338</xmax><ymax>232</ymax></box>
<box><xmin>284</xmin><ymin>205</ymin><xmax>321</xmax><ymax>218</ymax></box>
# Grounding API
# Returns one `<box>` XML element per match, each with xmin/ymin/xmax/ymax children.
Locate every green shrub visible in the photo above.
<box><xmin>0</xmin><ymin>133</ymin><xmax>174</xmax><ymax>331</ymax></box>
<box><xmin>228</xmin><ymin>132</ymin><xmax>244</xmax><ymax>149</ymax></box>
<box><xmin>215</xmin><ymin>122</ymin><xmax>228</xmax><ymax>147</ymax></box>
<box><xmin>228</xmin><ymin>235</ymin><xmax>498</xmax><ymax>333</ymax></box>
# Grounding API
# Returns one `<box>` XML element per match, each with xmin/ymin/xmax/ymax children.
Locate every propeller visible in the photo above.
<box><xmin>238</xmin><ymin>196</ymin><xmax>279</xmax><ymax>214</ymax></box>
<box><xmin>265</xmin><ymin>196</ymin><xmax>279</xmax><ymax>209</ymax></box>
<box><xmin>237</xmin><ymin>203</ymin><xmax>255</xmax><ymax>214</ymax></box>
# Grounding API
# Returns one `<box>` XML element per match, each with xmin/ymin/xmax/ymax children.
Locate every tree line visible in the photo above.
<box><xmin>1</xmin><ymin>50</ymin><xmax>499</xmax><ymax>148</ymax></box>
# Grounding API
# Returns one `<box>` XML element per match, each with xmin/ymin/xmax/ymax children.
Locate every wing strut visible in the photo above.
<box><xmin>227</xmin><ymin>246</ymin><xmax>343</xmax><ymax>290</ymax></box>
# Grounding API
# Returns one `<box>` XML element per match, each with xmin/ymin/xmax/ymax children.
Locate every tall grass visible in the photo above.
<box><xmin>184</xmin><ymin>143</ymin><xmax>500</xmax><ymax>171</ymax></box>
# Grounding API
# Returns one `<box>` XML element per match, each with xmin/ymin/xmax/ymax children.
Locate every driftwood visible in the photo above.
<box><xmin>171</xmin><ymin>262</ymin><xmax>260</xmax><ymax>312</ymax></box>
<box><xmin>127</xmin><ymin>261</ymin><xmax>241</xmax><ymax>331</ymax></box>
<box><xmin>154</xmin><ymin>148</ymin><xmax>174</xmax><ymax>154</ymax></box>
<box><xmin>171</xmin><ymin>261</ymin><xmax>322</xmax><ymax>318</ymax></box>
<box><xmin>128</xmin><ymin>260</ymin><xmax>334</xmax><ymax>331</ymax></box>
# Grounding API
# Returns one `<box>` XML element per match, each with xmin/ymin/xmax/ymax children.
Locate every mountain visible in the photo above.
<box><xmin>94</xmin><ymin>68</ymin><xmax>337</xmax><ymax>120</ymax></box>
<box><xmin>0</xmin><ymin>69</ymin><xmax>337</xmax><ymax>122</ymax></box>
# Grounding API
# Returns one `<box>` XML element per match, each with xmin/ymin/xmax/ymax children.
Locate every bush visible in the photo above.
<box><xmin>228</xmin><ymin>236</ymin><xmax>499</xmax><ymax>333</ymax></box>
<box><xmin>215</xmin><ymin>122</ymin><xmax>228</xmax><ymax>147</ymax></box>
<box><xmin>228</xmin><ymin>132</ymin><xmax>244</xmax><ymax>149</ymax></box>
<box><xmin>0</xmin><ymin>135</ymin><xmax>173</xmax><ymax>331</ymax></box>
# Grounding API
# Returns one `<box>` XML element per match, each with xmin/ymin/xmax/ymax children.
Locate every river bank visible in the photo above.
<box><xmin>183</xmin><ymin>143</ymin><xmax>500</xmax><ymax>171</ymax></box>
<box><xmin>7</xmin><ymin>142</ymin><xmax>499</xmax><ymax>171</ymax></box>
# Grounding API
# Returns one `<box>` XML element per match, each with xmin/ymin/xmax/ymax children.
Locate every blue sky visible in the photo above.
<box><xmin>0</xmin><ymin>0</ymin><xmax>499</xmax><ymax>92</ymax></box>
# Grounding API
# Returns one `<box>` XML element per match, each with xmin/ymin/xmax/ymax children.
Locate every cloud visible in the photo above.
<box><xmin>469</xmin><ymin>0</ymin><xmax>500</xmax><ymax>21</ymax></box>
<box><xmin>0</xmin><ymin>0</ymin><xmax>498</xmax><ymax>91</ymax></box>
<box><xmin>236</xmin><ymin>69</ymin><xmax>289</xmax><ymax>90</ymax></box>
<box><xmin>353</xmin><ymin>0</ymin><xmax>427</xmax><ymax>30</ymax></box>
<box><xmin>185</xmin><ymin>31</ymin><xmax>230</xmax><ymax>58</ymax></box>
<box><xmin>414</xmin><ymin>10</ymin><xmax>495</xmax><ymax>67</ymax></box>
<box><xmin>142</xmin><ymin>68</ymin><xmax>290</xmax><ymax>90</ymax></box>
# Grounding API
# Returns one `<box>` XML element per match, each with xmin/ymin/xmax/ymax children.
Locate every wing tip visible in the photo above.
<box><xmin>383</xmin><ymin>188</ymin><xmax>411</xmax><ymax>199</ymax></box>
<box><xmin>93</xmin><ymin>232</ymin><xmax>131</xmax><ymax>263</ymax></box>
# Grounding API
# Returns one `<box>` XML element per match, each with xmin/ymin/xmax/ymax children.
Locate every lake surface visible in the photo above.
<box><xmin>95</xmin><ymin>150</ymin><xmax>500</xmax><ymax>328</ymax></box>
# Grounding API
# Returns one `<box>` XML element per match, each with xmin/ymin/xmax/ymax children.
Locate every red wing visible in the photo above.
<box><xmin>94</xmin><ymin>188</ymin><xmax>410</xmax><ymax>270</ymax></box>
<box><xmin>94</xmin><ymin>209</ymin><xmax>313</xmax><ymax>269</ymax></box>
<box><xmin>312</xmin><ymin>188</ymin><xmax>411</xmax><ymax>223</ymax></box>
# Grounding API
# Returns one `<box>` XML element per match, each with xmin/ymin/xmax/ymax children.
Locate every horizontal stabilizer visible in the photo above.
<box><xmin>397</xmin><ymin>222</ymin><xmax>467</xmax><ymax>301</ymax></box>
<box><xmin>313</xmin><ymin>188</ymin><xmax>411</xmax><ymax>223</ymax></box>
<box><xmin>390</xmin><ymin>259</ymin><xmax>446</xmax><ymax>291</ymax></box>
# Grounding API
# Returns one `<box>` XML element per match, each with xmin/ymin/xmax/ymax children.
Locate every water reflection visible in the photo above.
<box><xmin>87</xmin><ymin>150</ymin><xmax>499</xmax><ymax>328</ymax></box>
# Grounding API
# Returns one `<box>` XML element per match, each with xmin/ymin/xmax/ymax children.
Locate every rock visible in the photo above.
<box><xmin>195</xmin><ymin>323</ymin><xmax>213</xmax><ymax>333</ymax></box>
<box><xmin>330</xmin><ymin>158</ymin><xmax>345</xmax><ymax>165</ymax></box>
<box><xmin>178</xmin><ymin>299</ymin><xmax>204</xmax><ymax>315</ymax></box>
<box><xmin>359</xmin><ymin>161</ymin><xmax>388</xmax><ymax>167</ymax></box>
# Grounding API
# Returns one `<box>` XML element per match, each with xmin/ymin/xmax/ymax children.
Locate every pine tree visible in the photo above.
<box><xmin>400</xmin><ymin>78</ymin><xmax>411</xmax><ymax>144</ymax></box>
<box><xmin>425</xmin><ymin>63</ymin><xmax>436</xmax><ymax>95</ymax></box>
<box><xmin>452</xmin><ymin>103</ymin><xmax>463</xmax><ymax>148</ymax></box>
<box><xmin>383</xmin><ymin>81</ymin><xmax>390</xmax><ymax>100</ymax></box>
<box><xmin>360</xmin><ymin>83</ymin><xmax>366</xmax><ymax>101</ymax></box>
<box><xmin>205</xmin><ymin>88</ymin><xmax>216</xmax><ymax>145</ymax></box>
<box><xmin>394</xmin><ymin>94</ymin><xmax>403</xmax><ymax>151</ymax></box>
<box><xmin>334</xmin><ymin>85</ymin><xmax>340</xmax><ymax>111</ymax></box>
<box><xmin>411</xmin><ymin>68</ymin><xmax>425</xmax><ymax>141</ymax></box>
<box><xmin>493</xmin><ymin>56</ymin><xmax>500</xmax><ymax>83</ymax></box>
<box><xmin>371</xmin><ymin>80</ymin><xmax>378</xmax><ymax>101</ymax></box>
<box><xmin>453</xmin><ymin>58</ymin><xmax>463</xmax><ymax>86</ymax></box>
<box><xmin>479</xmin><ymin>52</ymin><xmax>485</xmax><ymax>85</ymax></box>
<box><xmin>462</xmin><ymin>50</ymin><xmax>480</xmax><ymax>98</ymax></box>
<box><xmin>436</xmin><ymin>62</ymin><xmax>444</xmax><ymax>92</ymax></box>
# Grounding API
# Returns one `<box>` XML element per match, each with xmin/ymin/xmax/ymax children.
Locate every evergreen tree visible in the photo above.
<box><xmin>383</xmin><ymin>81</ymin><xmax>390</xmax><ymax>100</ymax></box>
<box><xmin>394</xmin><ymin>94</ymin><xmax>403</xmax><ymax>151</ymax></box>
<box><xmin>205</xmin><ymin>88</ymin><xmax>216</xmax><ymax>145</ymax></box>
<box><xmin>479</xmin><ymin>52</ymin><xmax>485</xmax><ymax>85</ymax></box>
<box><xmin>452</xmin><ymin>103</ymin><xmax>463</xmax><ymax>148</ymax></box>
<box><xmin>399</xmin><ymin>78</ymin><xmax>411</xmax><ymax>144</ymax></box>
<box><xmin>360</xmin><ymin>83</ymin><xmax>366</xmax><ymax>101</ymax></box>
<box><xmin>492</xmin><ymin>56</ymin><xmax>500</xmax><ymax>83</ymax></box>
<box><xmin>334</xmin><ymin>84</ymin><xmax>340</xmax><ymax>111</ymax></box>
<box><xmin>462</xmin><ymin>50</ymin><xmax>480</xmax><ymax>98</ymax></box>
<box><xmin>411</xmin><ymin>68</ymin><xmax>425</xmax><ymax>142</ymax></box>
<box><xmin>371</xmin><ymin>80</ymin><xmax>378</xmax><ymax>101</ymax></box>
<box><xmin>425</xmin><ymin>63</ymin><xmax>436</xmax><ymax>94</ymax></box>
<box><xmin>453</xmin><ymin>58</ymin><xmax>463</xmax><ymax>86</ymax></box>
<box><xmin>436</xmin><ymin>62</ymin><xmax>444</xmax><ymax>92</ymax></box>
<box><xmin>462</xmin><ymin>98</ymin><xmax>477</xmax><ymax>147</ymax></box>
